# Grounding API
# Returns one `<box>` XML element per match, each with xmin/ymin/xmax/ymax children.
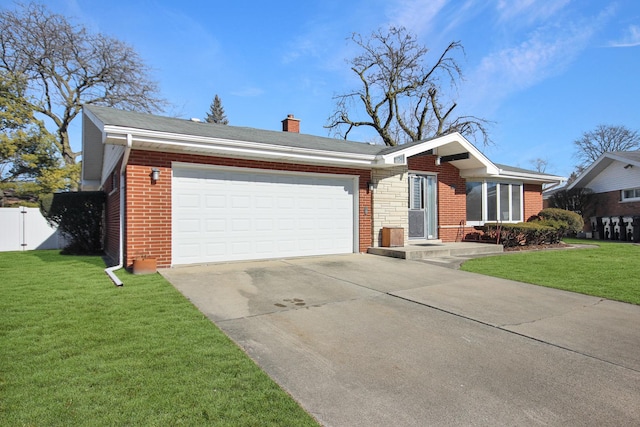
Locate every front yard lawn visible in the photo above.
<box><xmin>0</xmin><ymin>250</ymin><xmax>318</xmax><ymax>426</ymax></box>
<box><xmin>461</xmin><ymin>239</ymin><xmax>640</xmax><ymax>305</ymax></box>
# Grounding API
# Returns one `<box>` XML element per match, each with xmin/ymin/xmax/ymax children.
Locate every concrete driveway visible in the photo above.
<box><xmin>161</xmin><ymin>254</ymin><xmax>640</xmax><ymax>426</ymax></box>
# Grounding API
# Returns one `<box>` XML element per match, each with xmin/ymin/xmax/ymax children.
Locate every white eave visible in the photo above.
<box><xmin>568</xmin><ymin>152</ymin><xmax>640</xmax><ymax>190</ymax></box>
<box><xmin>378</xmin><ymin>132</ymin><xmax>500</xmax><ymax>175</ymax></box>
<box><xmin>102</xmin><ymin>126</ymin><xmax>378</xmax><ymax>167</ymax></box>
<box><xmin>493</xmin><ymin>168</ymin><xmax>564</xmax><ymax>184</ymax></box>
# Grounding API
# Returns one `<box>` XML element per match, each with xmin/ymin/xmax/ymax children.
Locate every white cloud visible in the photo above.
<box><xmin>385</xmin><ymin>0</ymin><xmax>449</xmax><ymax>34</ymax></box>
<box><xmin>609</xmin><ymin>25</ymin><xmax>640</xmax><ymax>47</ymax></box>
<box><xmin>462</xmin><ymin>6</ymin><xmax>613</xmax><ymax>113</ymax></box>
<box><xmin>496</xmin><ymin>0</ymin><xmax>571</xmax><ymax>25</ymax></box>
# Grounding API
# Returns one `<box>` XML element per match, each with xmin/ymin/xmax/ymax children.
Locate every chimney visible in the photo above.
<box><xmin>281</xmin><ymin>114</ymin><xmax>300</xmax><ymax>133</ymax></box>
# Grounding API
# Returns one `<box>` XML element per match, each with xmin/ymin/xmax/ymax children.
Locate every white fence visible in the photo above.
<box><xmin>0</xmin><ymin>207</ymin><xmax>67</xmax><ymax>252</ymax></box>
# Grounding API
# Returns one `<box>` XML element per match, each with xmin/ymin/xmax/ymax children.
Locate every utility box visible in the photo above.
<box><xmin>381</xmin><ymin>227</ymin><xmax>404</xmax><ymax>247</ymax></box>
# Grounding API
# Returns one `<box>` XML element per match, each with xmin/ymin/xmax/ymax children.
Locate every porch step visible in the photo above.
<box><xmin>367</xmin><ymin>242</ymin><xmax>503</xmax><ymax>260</ymax></box>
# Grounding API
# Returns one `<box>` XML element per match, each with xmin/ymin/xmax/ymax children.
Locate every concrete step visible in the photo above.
<box><xmin>367</xmin><ymin>242</ymin><xmax>503</xmax><ymax>260</ymax></box>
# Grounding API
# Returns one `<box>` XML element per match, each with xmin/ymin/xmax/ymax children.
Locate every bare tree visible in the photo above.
<box><xmin>0</xmin><ymin>2</ymin><xmax>166</xmax><ymax>166</ymax></box>
<box><xmin>530</xmin><ymin>158</ymin><xmax>549</xmax><ymax>173</ymax></box>
<box><xmin>326</xmin><ymin>27</ymin><xmax>490</xmax><ymax>147</ymax></box>
<box><xmin>574</xmin><ymin>124</ymin><xmax>640</xmax><ymax>169</ymax></box>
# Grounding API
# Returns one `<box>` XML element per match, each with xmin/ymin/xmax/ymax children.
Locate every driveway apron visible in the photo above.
<box><xmin>161</xmin><ymin>254</ymin><xmax>640</xmax><ymax>427</ymax></box>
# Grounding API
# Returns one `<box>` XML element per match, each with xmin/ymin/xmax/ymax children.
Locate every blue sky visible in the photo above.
<box><xmin>6</xmin><ymin>0</ymin><xmax>640</xmax><ymax>177</ymax></box>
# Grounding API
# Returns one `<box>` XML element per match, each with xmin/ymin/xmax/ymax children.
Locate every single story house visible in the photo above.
<box><xmin>568</xmin><ymin>151</ymin><xmax>640</xmax><ymax>240</ymax></box>
<box><xmin>81</xmin><ymin>105</ymin><xmax>563</xmax><ymax>268</ymax></box>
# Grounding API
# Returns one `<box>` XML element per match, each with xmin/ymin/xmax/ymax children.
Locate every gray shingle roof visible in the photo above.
<box><xmin>85</xmin><ymin>104</ymin><xmax>384</xmax><ymax>156</ymax></box>
<box><xmin>84</xmin><ymin>105</ymin><xmax>561</xmax><ymax>183</ymax></box>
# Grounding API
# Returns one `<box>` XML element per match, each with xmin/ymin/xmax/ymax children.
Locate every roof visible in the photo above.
<box><xmin>84</xmin><ymin>104</ymin><xmax>382</xmax><ymax>156</ymax></box>
<box><xmin>568</xmin><ymin>151</ymin><xmax>640</xmax><ymax>190</ymax></box>
<box><xmin>81</xmin><ymin>105</ymin><xmax>563</xmax><ymax>188</ymax></box>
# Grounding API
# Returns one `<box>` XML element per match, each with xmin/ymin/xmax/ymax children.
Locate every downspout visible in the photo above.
<box><xmin>105</xmin><ymin>134</ymin><xmax>132</xmax><ymax>286</ymax></box>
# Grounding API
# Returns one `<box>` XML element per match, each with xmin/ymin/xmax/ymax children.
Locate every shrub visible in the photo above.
<box><xmin>40</xmin><ymin>191</ymin><xmax>105</xmax><ymax>255</ymax></box>
<box><xmin>483</xmin><ymin>222</ymin><xmax>558</xmax><ymax>248</ymax></box>
<box><xmin>535</xmin><ymin>208</ymin><xmax>584</xmax><ymax>236</ymax></box>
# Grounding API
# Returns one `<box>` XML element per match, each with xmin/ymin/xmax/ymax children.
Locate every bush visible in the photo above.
<box><xmin>535</xmin><ymin>208</ymin><xmax>584</xmax><ymax>236</ymax></box>
<box><xmin>40</xmin><ymin>191</ymin><xmax>105</xmax><ymax>255</ymax></box>
<box><xmin>483</xmin><ymin>222</ymin><xmax>559</xmax><ymax>248</ymax></box>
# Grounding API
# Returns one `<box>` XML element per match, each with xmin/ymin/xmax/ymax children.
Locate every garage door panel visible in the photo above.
<box><xmin>173</xmin><ymin>166</ymin><xmax>356</xmax><ymax>264</ymax></box>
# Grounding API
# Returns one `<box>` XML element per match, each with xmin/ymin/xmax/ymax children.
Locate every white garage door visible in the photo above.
<box><xmin>172</xmin><ymin>165</ymin><xmax>357</xmax><ymax>265</ymax></box>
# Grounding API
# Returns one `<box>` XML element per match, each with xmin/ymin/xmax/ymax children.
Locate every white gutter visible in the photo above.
<box><xmin>102</xmin><ymin>127</ymin><xmax>378</xmax><ymax>167</ymax></box>
<box><xmin>104</xmin><ymin>134</ymin><xmax>132</xmax><ymax>286</ymax></box>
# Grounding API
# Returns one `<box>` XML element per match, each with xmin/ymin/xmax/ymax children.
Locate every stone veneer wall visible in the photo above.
<box><xmin>372</xmin><ymin>166</ymin><xmax>409</xmax><ymax>247</ymax></box>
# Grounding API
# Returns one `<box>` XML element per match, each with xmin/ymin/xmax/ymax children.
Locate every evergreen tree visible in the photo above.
<box><xmin>205</xmin><ymin>94</ymin><xmax>229</xmax><ymax>124</ymax></box>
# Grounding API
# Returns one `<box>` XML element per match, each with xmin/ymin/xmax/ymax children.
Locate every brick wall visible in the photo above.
<box><xmin>123</xmin><ymin>150</ymin><xmax>372</xmax><ymax>268</ymax></box>
<box><xmin>408</xmin><ymin>154</ymin><xmax>470</xmax><ymax>242</ymax></box>
<box><xmin>523</xmin><ymin>184</ymin><xmax>543</xmax><ymax>220</ymax></box>
<box><xmin>103</xmin><ymin>159</ymin><xmax>122</xmax><ymax>264</ymax></box>
<box><xmin>590</xmin><ymin>190</ymin><xmax>640</xmax><ymax>217</ymax></box>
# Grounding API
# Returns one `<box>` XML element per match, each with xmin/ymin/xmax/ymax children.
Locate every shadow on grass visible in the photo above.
<box><xmin>28</xmin><ymin>249</ymin><xmax>106</xmax><ymax>269</ymax></box>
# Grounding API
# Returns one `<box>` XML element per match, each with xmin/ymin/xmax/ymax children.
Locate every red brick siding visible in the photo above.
<box><xmin>124</xmin><ymin>150</ymin><xmax>372</xmax><ymax>268</ymax></box>
<box><xmin>103</xmin><ymin>159</ymin><xmax>122</xmax><ymax>264</ymax></box>
<box><xmin>407</xmin><ymin>154</ymin><xmax>469</xmax><ymax>242</ymax></box>
<box><xmin>523</xmin><ymin>184</ymin><xmax>543</xmax><ymax>220</ymax></box>
<box><xmin>590</xmin><ymin>190</ymin><xmax>640</xmax><ymax>217</ymax></box>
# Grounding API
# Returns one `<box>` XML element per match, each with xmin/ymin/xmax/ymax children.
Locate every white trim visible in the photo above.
<box><xmin>621</xmin><ymin>187</ymin><xmax>640</xmax><ymax>202</ymax></box>
<box><xmin>569</xmin><ymin>152</ymin><xmax>640</xmax><ymax>190</ymax></box>
<box><xmin>465</xmin><ymin>180</ymin><xmax>524</xmax><ymax>224</ymax></box>
<box><xmin>105</xmin><ymin>127</ymin><xmax>376</xmax><ymax>167</ymax></box>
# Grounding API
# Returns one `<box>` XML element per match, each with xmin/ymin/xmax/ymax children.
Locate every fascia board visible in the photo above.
<box><xmin>567</xmin><ymin>152</ymin><xmax>640</xmax><ymax>190</ymax></box>
<box><xmin>81</xmin><ymin>109</ymin><xmax>107</xmax><ymax>184</ymax></box>
<box><xmin>461</xmin><ymin>167</ymin><xmax>564</xmax><ymax>184</ymax></box>
<box><xmin>83</xmin><ymin>108</ymin><xmax>107</xmax><ymax>143</ymax></box>
<box><xmin>103</xmin><ymin>126</ymin><xmax>377</xmax><ymax>167</ymax></box>
<box><xmin>496</xmin><ymin>169</ymin><xmax>565</xmax><ymax>184</ymax></box>
<box><xmin>605</xmin><ymin>152</ymin><xmax>640</xmax><ymax>167</ymax></box>
<box><xmin>377</xmin><ymin>132</ymin><xmax>500</xmax><ymax>174</ymax></box>
<box><xmin>567</xmin><ymin>153</ymin><xmax>610</xmax><ymax>190</ymax></box>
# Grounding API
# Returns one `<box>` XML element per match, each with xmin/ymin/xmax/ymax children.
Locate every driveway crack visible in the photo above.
<box><xmin>499</xmin><ymin>298</ymin><xmax>606</xmax><ymax>328</ymax></box>
<box><xmin>389</xmin><ymin>293</ymin><xmax>639</xmax><ymax>374</ymax></box>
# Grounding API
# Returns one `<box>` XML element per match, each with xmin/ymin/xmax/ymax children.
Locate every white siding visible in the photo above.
<box><xmin>586</xmin><ymin>161</ymin><xmax>640</xmax><ymax>193</ymax></box>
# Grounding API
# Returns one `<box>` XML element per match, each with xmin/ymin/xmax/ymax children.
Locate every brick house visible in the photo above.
<box><xmin>81</xmin><ymin>105</ymin><xmax>562</xmax><ymax>269</ymax></box>
<box><xmin>567</xmin><ymin>151</ymin><xmax>640</xmax><ymax>240</ymax></box>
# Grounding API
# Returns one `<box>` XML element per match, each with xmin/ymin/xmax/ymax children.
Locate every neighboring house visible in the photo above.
<box><xmin>81</xmin><ymin>105</ymin><xmax>563</xmax><ymax>268</ymax></box>
<box><xmin>568</xmin><ymin>151</ymin><xmax>640</xmax><ymax>240</ymax></box>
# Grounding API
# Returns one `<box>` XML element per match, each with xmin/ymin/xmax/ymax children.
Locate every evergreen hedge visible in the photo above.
<box><xmin>40</xmin><ymin>191</ymin><xmax>105</xmax><ymax>254</ymax></box>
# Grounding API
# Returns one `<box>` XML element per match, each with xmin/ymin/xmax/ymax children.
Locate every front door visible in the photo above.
<box><xmin>408</xmin><ymin>174</ymin><xmax>437</xmax><ymax>239</ymax></box>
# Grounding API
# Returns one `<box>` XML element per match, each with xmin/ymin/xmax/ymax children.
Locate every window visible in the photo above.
<box><xmin>465</xmin><ymin>181</ymin><xmax>523</xmax><ymax>224</ymax></box>
<box><xmin>622</xmin><ymin>188</ymin><xmax>640</xmax><ymax>201</ymax></box>
<box><xmin>487</xmin><ymin>182</ymin><xmax>497</xmax><ymax>221</ymax></box>
<box><xmin>466</xmin><ymin>182</ymin><xmax>482</xmax><ymax>221</ymax></box>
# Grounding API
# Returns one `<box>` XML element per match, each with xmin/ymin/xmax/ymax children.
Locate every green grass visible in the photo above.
<box><xmin>461</xmin><ymin>238</ymin><xmax>640</xmax><ymax>305</ymax></box>
<box><xmin>0</xmin><ymin>250</ymin><xmax>318</xmax><ymax>426</ymax></box>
